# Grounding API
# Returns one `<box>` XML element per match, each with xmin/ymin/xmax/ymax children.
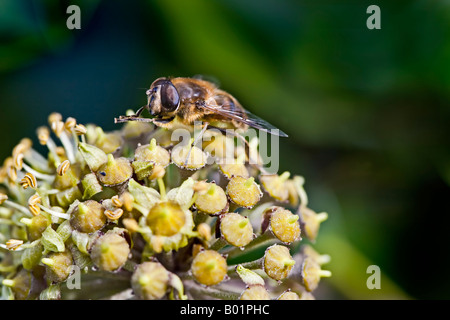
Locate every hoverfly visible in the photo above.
<box><xmin>114</xmin><ymin>77</ymin><xmax>288</xmax><ymax>138</ymax></box>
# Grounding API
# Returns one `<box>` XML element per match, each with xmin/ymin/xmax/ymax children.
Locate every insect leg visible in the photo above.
<box><xmin>114</xmin><ymin>116</ymin><xmax>155</xmax><ymax>124</ymax></box>
<box><xmin>183</xmin><ymin>122</ymin><xmax>209</xmax><ymax>167</ymax></box>
<box><xmin>114</xmin><ymin>105</ymin><xmax>151</xmax><ymax>124</ymax></box>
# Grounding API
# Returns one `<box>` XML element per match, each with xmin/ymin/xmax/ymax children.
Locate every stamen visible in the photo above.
<box><xmin>0</xmin><ymin>193</ymin><xmax>7</xmax><ymax>204</ymax></box>
<box><xmin>74</xmin><ymin>124</ymin><xmax>87</xmax><ymax>136</ymax></box>
<box><xmin>59</xmin><ymin>131</ymin><xmax>76</xmax><ymax>164</ymax></box>
<box><xmin>21</xmin><ymin>163</ymin><xmax>55</xmax><ymax>182</ymax></box>
<box><xmin>37</xmin><ymin>204</ymin><xmax>70</xmax><ymax>220</ymax></box>
<box><xmin>20</xmin><ymin>173</ymin><xmax>37</xmax><ymax>189</ymax></box>
<box><xmin>3</xmin><ymin>200</ymin><xmax>32</xmax><ymax>216</ymax></box>
<box><xmin>104</xmin><ymin>208</ymin><xmax>124</xmax><ymax>220</ymax></box>
<box><xmin>51</xmin><ymin>120</ymin><xmax>65</xmax><ymax>138</ymax></box>
<box><xmin>37</xmin><ymin>126</ymin><xmax>50</xmax><ymax>145</ymax></box>
<box><xmin>13</xmin><ymin>153</ymin><xmax>24</xmax><ymax>170</ymax></box>
<box><xmin>111</xmin><ymin>195</ymin><xmax>123</xmax><ymax>208</ymax></box>
<box><xmin>5</xmin><ymin>239</ymin><xmax>23</xmax><ymax>251</ymax></box>
<box><xmin>28</xmin><ymin>194</ymin><xmax>41</xmax><ymax>206</ymax></box>
<box><xmin>65</xmin><ymin>117</ymin><xmax>77</xmax><ymax>131</ymax></box>
<box><xmin>57</xmin><ymin>160</ymin><xmax>71</xmax><ymax>176</ymax></box>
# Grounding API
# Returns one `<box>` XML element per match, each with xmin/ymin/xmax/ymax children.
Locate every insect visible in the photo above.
<box><xmin>114</xmin><ymin>77</ymin><xmax>288</xmax><ymax>138</ymax></box>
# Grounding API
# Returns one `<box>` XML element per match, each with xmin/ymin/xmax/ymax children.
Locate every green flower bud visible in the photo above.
<box><xmin>171</xmin><ymin>142</ymin><xmax>207</xmax><ymax>170</ymax></box>
<box><xmin>260</xmin><ymin>172</ymin><xmax>291</xmax><ymax>202</ymax></box>
<box><xmin>301</xmin><ymin>256</ymin><xmax>331</xmax><ymax>292</ymax></box>
<box><xmin>26</xmin><ymin>214</ymin><xmax>51</xmax><ymax>241</ymax></box>
<box><xmin>240</xmin><ymin>285</ymin><xmax>270</xmax><ymax>300</ymax></box>
<box><xmin>194</xmin><ymin>183</ymin><xmax>228</xmax><ymax>215</ymax></box>
<box><xmin>131</xmin><ymin>261</ymin><xmax>170</xmax><ymax>300</ymax></box>
<box><xmin>263</xmin><ymin>244</ymin><xmax>295</xmax><ymax>281</ymax></box>
<box><xmin>191</xmin><ymin>250</ymin><xmax>227</xmax><ymax>286</ymax></box>
<box><xmin>90</xmin><ymin>229</ymin><xmax>130</xmax><ymax>272</ymax></box>
<box><xmin>134</xmin><ymin>138</ymin><xmax>171</xmax><ymax>167</ymax></box>
<box><xmin>278</xmin><ymin>290</ymin><xmax>300</xmax><ymax>300</ymax></box>
<box><xmin>2</xmin><ymin>269</ymin><xmax>45</xmax><ymax>300</ymax></box>
<box><xmin>146</xmin><ymin>202</ymin><xmax>186</xmax><ymax>237</ymax></box>
<box><xmin>70</xmin><ymin>200</ymin><xmax>106</xmax><ymax>233</ymax></box>
<box><xmin>68</xmin><ymin>242</ymin><xmax>92</xmax><ymax>270</ymax></box>
<box><xmin>95</xmin><ymin>128</ymin><xmax>123</xmax><ymax>154</ymax></box>
<box><xmin>220</xmin><ymin>213</ymin><xmax>253</xmax><ymax>248</ymax></box>
<box><xmin>302</xmin><ymin>245</ymin><xmax>331</xmax><ymax>265</ymax></box>
<box><xmin>42</xmin><ymin>250</ymin><xmax>73</xmax><ymax>283</ymax></box>
<box><xmin>21</xmin><ymin>241</ymin><xmax>43</xmax><ymax>270</ymax></box>
<box><xmin>235</xmin><ymin>264</ymin><xmax>265</xmax><ymax>286</ymax></box>
<box><xmin>39</xmin><ymin>284</ymin><xmax>61</xmax><ymax>300</ymax></box>
<box><xmin>55</xmin><ymin>186</ymin><xmax>82</xmax><ymax>208</ymax></box>
<box><xmin>97</xmin><ymin>154</ymin><xmax>133</xmax><ymax>187</ymax></box>
<box><xmin>298</xmin><ymin>206</ymin><xmax>328</xmax><ymax>241</ymax></box>
<box><xmin>226</xmin><ymin>176</ymin><xmax>262</xmax><ymax>208</ymax></box>
<box><xmin>265</xmin><ymin>207</ymin><xmax>301</xmax><ymax>244</ymax></box>
<box><xmin>52</xmin><ymin>163</ymin><xmax>81</xmax><ymax>190</ymax></box>
<box><xmin>219</xmin><ymin>163</ymin><xmax>249</xmax><ymax>179</ymax></box>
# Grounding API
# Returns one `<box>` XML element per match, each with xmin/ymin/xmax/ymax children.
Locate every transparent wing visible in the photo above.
<box><xmin>197</xmin><ymin>101</ymin><xmax>288</xmax><ymax>137</ymax></box>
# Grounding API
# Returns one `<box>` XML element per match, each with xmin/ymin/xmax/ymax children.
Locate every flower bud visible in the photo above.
<box><xmin>260</xmin><ymin>172</ymin><xmax>291</xmax><ymax>202</ymax></box>
<box><xmin>21</xmin><ymin>241</ymin><xmax>43</xmax><ymax>270</ymax></box>
<box><xmin>171</xmin><ymin>142</ymin><xmax>207</xmax><ymax>170</ymax></box>
<box><xmin>194</xmin><ymin>183</ymin><xmax>228</xmax><ymax>215</ymax></box>
<box><xmin>90</xmin><ymin>229</ymin><xmax>130</xmax><ymax>272</ymax></box>
<box><xmin>302</xmin><ymin>245</ymin><xmax>331</xmax><ymax>265</ymax></box>
<box><xmin>240</xmin><ymin>285</ymin><xmax>270</xmax><ymax>300</ymax></box>
<box><xmin>277</xmin><ymin>290</ymin><xmax>300</xmax><ymax>300</ymax></box>
<box><xmin>219</xmin><ymin>163</ymin><xmax>249</xmax><ymax>179</ymax></box>
<box><xmin>191</xmin><ymin>249</ymin><xmax>227</xmax><ymax>286</ymax></box>
<box><xmin>226</xmin><ymin>176</ymin><xmax>262</xmax><ymax>208</ymax></box>
<box><xmin>3</xmin><ymin>268</ymin><xmax>45</xmax><ymax>300</ymax></box>
<box><xmin>146</xmin><ymin>202</ymin><xmax>186</xmax><ymax>237</ymax></box>
<box><xmin>70</xmin><ymin>200</ymin><xmax>106</xmax><ymax>233</ymax></box>
<box><xmin>265</xmin><ymin>207</ymin><xmax>301</xmax><ymax>244</ymax></box>
<box><xmin>220</xmin><ymin>213</ymin><xmax>253</xmax><ymax>248</ymax></box>
<box><xmin>95</xmin><ymin>129</ymin><xmax>123</xmax><ymax>154</ymax></box>
<box><xmin>42</xmin><ymin>250</ymin><xmax>73</xmax><ymax>283</ymax></box>
<box><xmin>131</xmin><ymin>261</ymin><xmax>170</xmax><ymax>300</ymax></box>
<box><xmin>197</xmin><ymin>223</ymin><xmax>212</xmax><ymax>241</ymax></box>
<box><xmin>235</xmin><ymin>264</ymin><xmax>265</xmax><ymax>286</ymax></box>
<box><xmin>97</xmin><ymin>154</ymin><xmax>133</xmax><ymax>187</ymax></box>
<box><xmin>298</xmin><ymin>206</ymin><xmax>328</xmax><ymax>241</ymax></box>
<box><xmin>301</xmin><ymin>256</ymin><xmax>332</xmax><ymax>292</ymax></box>
<box><xmin>26</xmin><ymin>214</ymin><xmax>51</xmax><ymax>241</ymax></box>
<box><xmin>263</xmin><ymin>244</ymin><xmax>295</xmax><ymax>281</ymax></box>
<box><xmin>134</xmin><ymin>138</ymin><xmax>171</xmax><ymax>167</ymax></box>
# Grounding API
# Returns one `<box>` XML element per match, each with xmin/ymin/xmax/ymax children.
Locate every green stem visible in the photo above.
<box><xmin>209</xmin><ymin>237</ymin><xmax>228</xmax><ymax>251</ymax></box>
<box><xmin>184</xmin><ymin>281</ymin><xmax>240</xmax><ymax>300</ymax></box>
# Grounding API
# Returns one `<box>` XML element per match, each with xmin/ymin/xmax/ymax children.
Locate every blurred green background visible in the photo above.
<box><xmin>1</xmin><ymin>0</ymin><xmax>449</xmax><ymax>299</ymax></box>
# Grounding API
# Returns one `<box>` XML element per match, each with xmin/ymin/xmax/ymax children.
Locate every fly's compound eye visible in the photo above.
<box><xmin>160</xmin><ymin>82</ymin><xmax>180</xmax><ymax>112</ymax></box>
